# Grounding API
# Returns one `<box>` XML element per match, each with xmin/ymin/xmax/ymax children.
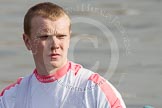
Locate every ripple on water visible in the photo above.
<box><xmin>0</xmin><ymin>50</ymin><xmax>17</xmax><ymax>58</ymax></box>
<box><xmin>94</xmin><ymin>2</ymin><xmax>141</xmax><ymax>16</ymax></box>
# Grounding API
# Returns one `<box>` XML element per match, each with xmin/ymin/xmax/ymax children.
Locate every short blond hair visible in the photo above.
<box><xmin>24</xmin><ymin>2</ymin><xmax>70</xmax><ymax>36</ymax></box>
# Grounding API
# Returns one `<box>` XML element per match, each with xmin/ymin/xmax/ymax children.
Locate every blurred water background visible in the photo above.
<box><xmin>0</xmin><ymin>0</ymin><xmax>162</xmax><ymax>107</ymax></box>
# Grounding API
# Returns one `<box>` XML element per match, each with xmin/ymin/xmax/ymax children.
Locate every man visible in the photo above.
<box><xmin>0</xmin><ymin>2</ymin><xmax>126</xmax><ymax>108</ymax></box>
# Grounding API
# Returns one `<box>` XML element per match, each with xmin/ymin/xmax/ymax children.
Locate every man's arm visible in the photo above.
<box><xmin>0</xmin><ymin>96</ymin><xmax>5</xmax><ymax>108</ymax></box>
<box><xmin>88</xmin><ymin>73</ymin><xmax>126</xmax><ymax>108</ymax></box>
<box><xmin>0</xmin><ymin>97</ymin><xmax>2</xmax><ymax>108</ymax></box>
<box><xmin>0</xmin><ymin>77</ymin><xmax>23</xmax><ymax>108</ymax></box>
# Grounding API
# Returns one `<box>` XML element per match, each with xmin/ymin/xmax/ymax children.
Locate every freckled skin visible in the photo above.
<box><xmin>23</xmin><ymin>16</ymin><xmax>71</xmax><ymax>75</ymax></box>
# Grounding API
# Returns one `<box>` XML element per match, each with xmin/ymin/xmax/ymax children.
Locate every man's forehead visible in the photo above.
<box><xmin>35</xmin><ymin>28</ymin><xmax>66</xmax><ymax>36</ymax></box>
<box><xmin>31</xmin><ymin>16</ymin><xmax>70</xmax><ymax>36</ymax></box>
<box><xmin>31</xmin><ymin>16</ymin><xmax>70</xmax><ymax>27</ymax></box>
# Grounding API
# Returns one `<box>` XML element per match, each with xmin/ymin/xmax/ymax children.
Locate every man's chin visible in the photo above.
<box><xmin>50</xmin><ymin>61</ymin><xmax>61</xmax><ymax>68</ymax></box>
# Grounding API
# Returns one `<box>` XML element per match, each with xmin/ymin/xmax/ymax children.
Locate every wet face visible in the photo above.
<box><xmin>23</xmin><ymin>16</ymin><xmax>71</xmax><ymax>75</ymax></box>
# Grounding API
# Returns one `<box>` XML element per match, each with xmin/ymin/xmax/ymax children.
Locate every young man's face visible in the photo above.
<box><xmin>24</xmin><ymin>16</ymin><xmax>71</xmax><ymax>74</ymax></box>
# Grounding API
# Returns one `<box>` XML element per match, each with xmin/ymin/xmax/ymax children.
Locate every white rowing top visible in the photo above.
<box><xmin>0</xmin><ymin>61</ymin><xmax>126</xmax><ymax>108</ymax></box>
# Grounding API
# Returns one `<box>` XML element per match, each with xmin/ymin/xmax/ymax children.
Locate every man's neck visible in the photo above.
<box><xmin>36</xmin><ymin>61</ymin><xmax>68</xmax><ymax>76</ymax></box>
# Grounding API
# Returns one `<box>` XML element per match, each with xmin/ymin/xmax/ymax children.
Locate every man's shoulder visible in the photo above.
<box><xmin>70</xmin><ymin>61</ymin><xmax>106</xmax><ymax>83</ymax></box>
<box><xmin>0</xmin><ymin>77</ymin><xmax>23</xmax><ymax>97</ymax></box>
<box><xmin>0</xmin><ymin>74</ymin><xmax>32</xmax><ymax>97</ymax></box>
<box><xmin>87</xmin><ymin>73</ymin><xmax>126</xmax><ymax>108</ymax></box>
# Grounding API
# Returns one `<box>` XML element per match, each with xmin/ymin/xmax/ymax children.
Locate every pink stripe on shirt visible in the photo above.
<box><xmin>89</xmin><ymin>73</ymin><xmax>123</xmax><ymax>108</ymax></box>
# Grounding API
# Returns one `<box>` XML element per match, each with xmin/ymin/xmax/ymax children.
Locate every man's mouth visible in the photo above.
<box><xmin>50</xmin><ymin>53</ymin><xmax>60</xmax><ymax>59</ymax></box>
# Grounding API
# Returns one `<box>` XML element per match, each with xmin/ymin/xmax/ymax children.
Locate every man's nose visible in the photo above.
<box><xmin>49</xmin><ymin>36</ymin><xmax>59</xmax><ymax>50</ymax></box>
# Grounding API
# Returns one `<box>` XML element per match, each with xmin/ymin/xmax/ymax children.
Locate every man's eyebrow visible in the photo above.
<box><xmin>36</xmin><ymin>32</ymin><xmax>66</xmax><ymax>37</ymax></box>
<box><xmin>55</xmin><ymin>33</ymin><xmax>67</xmax><ymax>35</ymax></box>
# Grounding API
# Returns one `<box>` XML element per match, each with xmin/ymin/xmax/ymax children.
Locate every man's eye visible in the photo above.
<box><xmin>39</xmin><ymin>35</ymin><xmax>49</xmax><ymax>40</ymax></box>
<box><xmin>57</xmin><ymin>35</ymin><xmax>66</xmax><ymax>39</ymax></box>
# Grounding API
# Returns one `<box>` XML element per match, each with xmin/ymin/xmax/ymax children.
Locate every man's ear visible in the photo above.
<box><xmin>67</xmin><ymin>30</ymin><xmax>72</xmax><ymax>49</ymax></box>
<box><xmin>23</xmin><ymin>33</ymin><xmax>31</xmax><ymax>51</ymax></box>
<box><xmin>70</xmin><ymin>30</ymin><xmax>72</xmax><ymax>38</ymax></box>
<box><xmin>70</xmin><ymin>30</ymin><xmax>72</xmax><ymax>34</ymax></box>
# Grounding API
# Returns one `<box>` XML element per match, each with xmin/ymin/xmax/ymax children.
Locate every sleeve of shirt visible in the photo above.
<box><xmin>0</xmin><ymin>87</ymin><xmax>17</xmax><ymax>108</ymax></box>
<box><xmin>0</xmin><ymin>77</ymin><xmax>23</xmax><ymax>108</ymax></box>
<box><xmin>106</xmin><ymin>81</ymin><xmax>126</xmax><ymax>108</ymax></box>
<box><xmin>88</xmin><ymin>73</ymin><xmax>126</xmax><ymax>108</ymax></box>
<box><xmin>0</xmin><ymin>96</ymin><xmax>3</xmax><ymax>108</ymax></box>
<box><xmin>0</xmin><ymin>96</ymin><xmax>7</xmax><ymax>108</ymax></box>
